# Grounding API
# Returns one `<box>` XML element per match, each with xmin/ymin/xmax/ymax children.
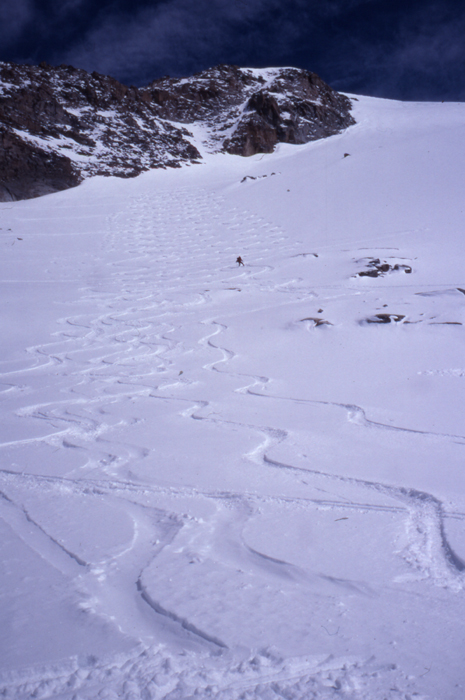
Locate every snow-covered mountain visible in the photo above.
<box><xmin>0</xmin><ymin>62</ymin><xmax>354</xmax><ymax>201</ymax></box>
<box><xmin>1</xmin><ymin>83</ymin><xmax>465</xmax><ymax>700</ymax></box>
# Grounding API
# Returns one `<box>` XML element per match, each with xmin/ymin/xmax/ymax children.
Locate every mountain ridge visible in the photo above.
<box><xmin>0</xmin><ymin>62</ymin><xmax>355</xmax><ymax>201</ymax></box>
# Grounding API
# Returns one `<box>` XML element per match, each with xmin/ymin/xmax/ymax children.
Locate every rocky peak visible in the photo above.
<box><xmin>0</xmin><ymin>62</ymin><xmax>355</xmax><ymax>201</ymax></box>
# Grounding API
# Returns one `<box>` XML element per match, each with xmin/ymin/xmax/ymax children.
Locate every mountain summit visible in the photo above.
<box><xmin>0</xmin><ymin>62</ymin><xmax>354</xmax><ymax>201</ymax></box>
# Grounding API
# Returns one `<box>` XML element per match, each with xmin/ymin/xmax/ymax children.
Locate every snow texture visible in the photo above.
<box><xmin>1</xmin><ymin>94</ymin><xmax>465</xmax><ymax>699</ymax></box>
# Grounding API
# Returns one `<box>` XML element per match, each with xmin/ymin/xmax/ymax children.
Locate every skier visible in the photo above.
<box><xmin>236</xmin><ymin>256</ymin><xmax>244</xmax><ymax>266</ymax></box>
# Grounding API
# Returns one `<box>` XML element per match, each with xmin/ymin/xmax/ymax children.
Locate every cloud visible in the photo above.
<box><xmin>394</xmin><ymin>9</ymin><xmax>465</xmax><ymax>73</ymax></box>
<box><xmin>55</xmin><ymin>0</ymin><xmax>465</xmax><ymax>97</ymax></box>
<box><xmin>57</xmin><ymin>0</ymin><xmax>314</xmax><ymax>84</ymax></box>
<box><xmin>0</xmin><ymin>0</ymin><xmax>34</xmax><ymax>48</ymax></box>
<box><xmin>1</xmin><ymin>0</ymin><xmax>98</xmax><ymax>66</ymax></box>
<box><xmin>317</xmin><ymin>1</ymin><xmax>465</xmax><ymax>99</ymax></box>
<box><xmin>2</xmin><ymin>0</ymin><xmax>465</xmax><ymax>100</ymax></box>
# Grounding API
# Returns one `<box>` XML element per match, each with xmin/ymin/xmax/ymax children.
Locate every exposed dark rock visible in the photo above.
<box><xmin>146</xmin><ymin>65</ymin><xmax>354</xmax><ymax>156</ymax></box>
<box><xmin>300</xmin><ymin>317</ymin><xmax>332</xmax><ymax>327</ymax></box>
<box><xmin>223</xmin><ymin>67</ymin><xmax>354</xmax><ymax>156</ymax></box>
<box><xmin>0</xmin><ymin>61</ymin><xmax>355</xmax><ymax>200</ymax></box>
<box><xmin>356</xmin><ymin>257</ymin><xmax>412</xmax><ymax>278</ymax></box>
<box><xmin>365</xmin><ymin>314</ymin><xmax>405</xmax><ymax>324</ymax></box>
<box><xmin>0</xmin><ymin>127</ymin><xmax>80</xmax><ymax>200</ymax></box>
<box><xmin>291</xmin><ymin>252</ymin><xmax>318</xmax><ymax>258</ymax></box>
<box><xmin>241</xmin><ymin>172</ymin><xmax>277</xmax><ymax>183</ymax></box>
<box><xmin>0</xmin><ymin>62</ymin><xmax>201</xmax><ymax>200</ymax></box>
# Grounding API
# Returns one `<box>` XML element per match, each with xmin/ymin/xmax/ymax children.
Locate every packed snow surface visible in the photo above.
<box><xmin>1</xmin><ymin>95</ymin><xmax>465</xmax><ymax>699</ymax></box>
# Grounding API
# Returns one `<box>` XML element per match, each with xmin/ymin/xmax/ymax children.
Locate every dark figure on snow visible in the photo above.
<box><xmin>236</xmin><ymin>256</ymin><xmax>244</xmax><ymax>266</ymax></box>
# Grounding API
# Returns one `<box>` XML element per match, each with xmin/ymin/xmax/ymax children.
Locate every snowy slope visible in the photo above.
<box><xmin>1</xmin><ymin>94</ymin><xmax>465</xmax><ymax>700</ymax></box>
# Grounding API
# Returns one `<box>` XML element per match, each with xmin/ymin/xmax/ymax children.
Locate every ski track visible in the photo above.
<box><xmin>1</xmin><ymin>182</ymin><xmax>463</xmax><ymax>699</ymax></box>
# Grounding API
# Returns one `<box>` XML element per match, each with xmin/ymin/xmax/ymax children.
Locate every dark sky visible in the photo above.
<box><xmin>1</xmin><ymin>0</ymin><xmax>464</xmax><ymax>100</ymax></box>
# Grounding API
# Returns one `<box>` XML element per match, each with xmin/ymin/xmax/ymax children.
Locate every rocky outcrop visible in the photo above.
<box><xmin>0</xmin><ymin>62</ymin><xmax>200</xmax><ymax>201</ymax></box>
<box><xmin>146</xmin><ymin>65</ymin><xmax>355</xmax><ymax>156</ymax></box>
<box><xmin>0</xmin><ymin>62</ymin><xmax>355</xmax><ymax>201</ymax></box>
<box><xmin>0</xmin><ymin>128</ymin><xmax>81</xmax><ymax>201</ymax></box>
